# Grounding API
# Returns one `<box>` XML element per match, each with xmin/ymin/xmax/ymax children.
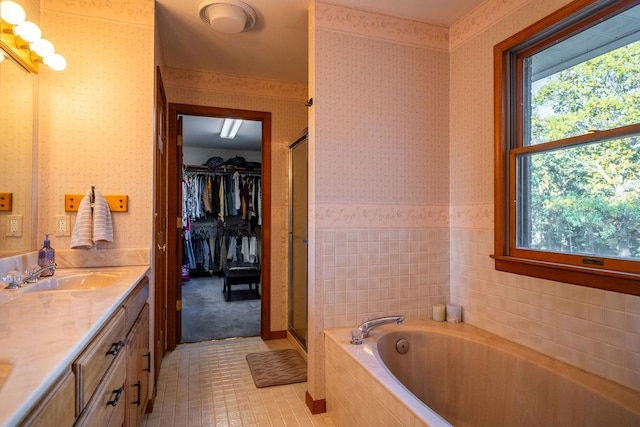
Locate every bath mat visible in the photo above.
<box><xmin>246</xmin><ymin>349</ymin><xmax>307</xmax><ymax>388</ymax></box>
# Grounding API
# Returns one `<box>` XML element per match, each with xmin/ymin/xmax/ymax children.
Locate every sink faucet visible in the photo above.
<box><xmin>2</xmin><ymin>264</ymin><xmax>56</xmax><ymax>289</ymax></box>
<box><xmin>351</xmin><ymin>314</ymin><xmax>404</xmax><ymax>344</ymax></box>
<box><xmin>23</xmin><ymin>264</ymin><xmax>57</xmax><ymax>283</ymax></box>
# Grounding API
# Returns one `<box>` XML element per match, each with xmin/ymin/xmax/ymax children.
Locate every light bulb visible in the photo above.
<box><xmin>0</xmin><ymin>1</ymin><xmax>26</xmax><ymax>25</ymax></box>
<box><xmin>14</xmin><ymin>21</ymin><xmax>41</xmax><ymax>43</ymax></box>
<box><xmin>44</xmin><ymin>53</ymin><xmax>66</xmax><ymax>71</ymax></box>
<box><xmin>30</xmin><ymin>38</ymin><xmax>55</xmax><ymax>57</ymax></box>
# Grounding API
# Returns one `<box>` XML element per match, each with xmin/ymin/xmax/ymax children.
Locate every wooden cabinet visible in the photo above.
<box><xmin>19</xmin><ymin>275</ymin><xmax>151</xmax><ymax>426</ymax></box>
<box><xmin>21</xmin><ymin>370</ymin><xmax>75</xmax><ymax>426</ymax></box>
<box><xmin>126</xmin><ymin>303</ymin><xmax>150</xmax><ymax>427</ymax></box>
<box><xmin>75</xmin><ymin>352</ymin><xmax>126</xmax><ymax>427</ymax></box>
<box><xmin>74</xmin><ymin>308</ymin><xmax>127</xmax><ymax>413</ymax></box>
<box><xmin>75</xmin><ymin>276</ymin><xmax>150</xmax><ymax>426</ymax></box>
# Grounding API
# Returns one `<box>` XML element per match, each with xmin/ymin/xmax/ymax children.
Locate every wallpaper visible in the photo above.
<box><xmin>37</xmin><ymin>2</ymin><xmax>155</xmax><ymax>251</ymax></box>
<box><xmin>165</xmin><ymin>69</ymin><xmax>309</xmax><ymax>332</ymax></box>
<box><xmin>449</xmin><ymin>0</ymin><xmax>640</xmax><ymax>391</ymax></box>
<box><xmin>316</xmin><ymin>2</ymin><xmax>448</xmax><ymax>51</ymax></box>
<box><xmin>308</xmin><ymin>1</ymin><xmax>452</xmax><ymax>401</ymax></box>
<box><xmin>307</xmin><ymin>0</ymin><xmax>640</xmax><ymax>400</ymax></box>
<box><xmin>41</xmin><ymin>0</ymin><xmax>154</xmax><ymax>26</ymax></box>
<box><xmin>314</xmin><ymin>29</ymin><xmax>449</xmax><ymax>206</ymax></box>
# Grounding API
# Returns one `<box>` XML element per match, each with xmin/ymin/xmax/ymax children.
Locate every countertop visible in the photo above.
<box><xmin>0</xmin><ymin>265</ymin><xmax>150</xmax><ymax>426</ymax></box>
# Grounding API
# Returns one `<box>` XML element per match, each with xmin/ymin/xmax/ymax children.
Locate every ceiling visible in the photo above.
<box><xmin>156</xmin><ymin>0</ymin><xmax>485</xmax><ymax>150</ymax></box>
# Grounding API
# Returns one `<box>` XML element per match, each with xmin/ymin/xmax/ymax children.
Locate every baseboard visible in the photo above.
<box><xmin>305</xmin><ymin>391</ymin><xmax>326</xmax><ymax>414</ymax></box>
<box><xmin>269</xmin><ymin>330</ymin><xmax>287</xmax><ymax>339</ymax></box>
<box><xmin>145</xmin><ymin>397</ymin><xmax>154</xmax><ymax>413</ymax></box>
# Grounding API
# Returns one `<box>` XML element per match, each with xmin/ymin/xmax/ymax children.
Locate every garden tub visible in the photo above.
<box><xmin>324</xmin><ymin>321</ymin><xmax>639</xmax><ymax>426</ymax></box>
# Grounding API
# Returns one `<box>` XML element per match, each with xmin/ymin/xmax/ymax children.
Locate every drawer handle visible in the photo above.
<box><xmin>107</xmin><ymin>386</ymin><xmax>124</xmax><ymax>407</ymax></box>
<box><xmin>106</xmin><ymin>340</ymin><xmax>124</xmax><ymax>356</ymax></box>
<box><xmin>144</xmin><ymin>352</ymin><xmax>151</xmax><ymax>372</ymax></box>
<box><xmin>132</xmin><ymin>381</ymin><xmax>141</xmax><ymax>406</ymax></box>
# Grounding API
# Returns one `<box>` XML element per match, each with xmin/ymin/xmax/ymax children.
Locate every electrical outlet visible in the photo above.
<box><xmin>6</xmin><ymin>215</ymin><xmax>22</xmax><ymax>237</ymax></box>
<box><xmin>55</xmin><ymin>215</ymin><xmax>70</xmax><ymax>236</ymax></box>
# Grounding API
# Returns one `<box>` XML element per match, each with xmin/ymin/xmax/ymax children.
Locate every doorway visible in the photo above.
<box><xmin>181</xmin><ymin>115</ymin><xmax>263</xmax><ymax>342</ymax></box>
<box><xmin>166</xmin><ymin>104</ymin><xmax>273</xmax><ymax>350</ymax></box>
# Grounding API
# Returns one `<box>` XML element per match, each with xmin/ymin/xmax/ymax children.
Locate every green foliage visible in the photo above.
<box><xmin>524</xmin><ymin>41</ymin><xmax>640</xmax><ymax>259</ymax></box>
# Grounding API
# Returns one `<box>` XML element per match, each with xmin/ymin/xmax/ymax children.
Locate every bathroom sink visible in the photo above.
<box><xmin>22</xmin><ymin>272</ymin><xmax>123</xmax><ymax>293</ymax></box>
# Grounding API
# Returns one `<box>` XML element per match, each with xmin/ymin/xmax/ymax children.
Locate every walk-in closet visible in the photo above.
<box><xmin>180</xmin><ymin>114</ymin><xmax>263</xmax><ymax>342</ymax></box>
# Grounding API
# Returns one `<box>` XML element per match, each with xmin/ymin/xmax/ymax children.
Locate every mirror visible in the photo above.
<box><xmin>0</xmin><ymin>49</ymin><xmax>35</xmax><ymax>257</ymax></box>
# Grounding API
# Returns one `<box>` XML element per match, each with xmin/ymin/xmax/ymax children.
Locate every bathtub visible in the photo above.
<box><xmin>324</xmin><ymin>321</ymin><xmax>640</xmax><ymax>426</ymax></box>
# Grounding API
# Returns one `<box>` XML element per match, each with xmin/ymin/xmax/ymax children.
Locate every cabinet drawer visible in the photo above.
<box><xmin>75</xmin><ymin>351</ymin><xmax>126</xmax><ymax>427</ymax></box>
<box><xmin>74</xmin><ymin>307</ymin><xmax>126</xmax><ymax>412</ymax></box>
<box><xmin>123</xmin><ymin>277</ymin><xmax>149</xmax><ymax>333</ymax></box>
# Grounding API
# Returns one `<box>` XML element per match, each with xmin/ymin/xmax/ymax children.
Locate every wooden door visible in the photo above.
<box><xmin>167</xmin><ymin>104</ymin><xmax>273</xmax><ymax>346</ymax></box>
<box><xmin>153</xmin><ymin>67</ymin><xmax>168</xmax><ymax>389</ymax></box>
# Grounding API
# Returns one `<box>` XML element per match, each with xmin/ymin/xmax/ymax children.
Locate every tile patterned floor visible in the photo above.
<box><xmin>143</xmin><ymin>337</ymin><xmax>335</xmax><ymax>426</ymax></box>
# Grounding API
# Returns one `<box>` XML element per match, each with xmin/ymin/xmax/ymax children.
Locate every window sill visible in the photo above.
<box><xmin>491</xmin><ymin>255</ymin><xmax>640</xmax><ymax>296</ymax></box>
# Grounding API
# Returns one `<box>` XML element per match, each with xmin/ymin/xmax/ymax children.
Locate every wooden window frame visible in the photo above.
<box><xmin>493</xmin><ymin>0</ymin><xmax>640</xmax><ymax>296</ymax></box>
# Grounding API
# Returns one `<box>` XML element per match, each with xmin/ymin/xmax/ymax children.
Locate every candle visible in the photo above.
<box><xmin>432</xmin><ymin>304</ymin><xmax>445</xmax><ymax>322</ymax></box>
<box><xmin>446</xmin><ymin>304</ymin><xmax>462</xmax><ymax>323</ymax></box>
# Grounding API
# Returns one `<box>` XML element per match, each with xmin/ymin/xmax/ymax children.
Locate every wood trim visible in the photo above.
<box><xmin>166</xmin><ymin>108</ymin><xmax>178</xmax><ymax>351</ymax></box>
<box><xmin>260</xmin><ymin>111</ymin><xmax>272</xmax><ymax>340</ymax></box>
<box><xmin>269</xmin><ymin>330</ymin><xmax>287</xmax><ymax>340</ymax></box>
<box><xmin>493</xmin><ymin>256</ymin><xmax>640</xmax><ymax>296</ymax></box>
<box><xmin>154</xmin><ymin>66</ymin><xmax>169</xmax><ymax>379</ymax></box>
<box><xmin>493</xmin><ymin>0</ymin><xmax>640</xmax><ymax>294</ymax></box>
<box><xmin>166</xmin><ymin>104</ymin><xmax>273</xmax><ymax>344</ymax></box>
<box><xmin>305</xmin><ymin>391</ymin><xmax>327</xmax><ymax>415</ymax></box>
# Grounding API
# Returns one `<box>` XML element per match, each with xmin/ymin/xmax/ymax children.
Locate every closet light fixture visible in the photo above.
<box><xmin>198</xmin><ymin>0</ymin><xmax>257</xmax><ymax>34</ymax></box>
<box><xmin>0</xmin><ymin>0</ymin><xmax>66</xmax><ymax>73</ymax></box>
<box><xmin>220</xmin><ymin>118</ymin><xmax>243</xmax><ymax>139</ymax></box>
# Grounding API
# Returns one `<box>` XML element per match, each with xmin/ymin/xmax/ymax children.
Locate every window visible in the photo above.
<box><xmin>494</xmin><ymin>0</ymin><xmax>640</xmax><ymax>295</ymax></box>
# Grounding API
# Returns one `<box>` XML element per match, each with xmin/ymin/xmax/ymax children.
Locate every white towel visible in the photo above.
<box><xmin>70</xmin><ymin>189</ymin><xmax>94</xmax><ymax>249</ymax></box>
<box><xmin>92</xmin><ymin>190</ymin><xmax>113</xmax><ymax>244</ymax></box>
<box><xmin>70</xmin><ymin>188</ymin><xmax>113</xmax><ymax>249</ymax></box>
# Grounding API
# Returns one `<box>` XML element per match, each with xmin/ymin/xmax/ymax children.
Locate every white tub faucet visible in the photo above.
<box><xmin>351</xmin><ymin>315</ymin><xmax>404</xmax><ymax>344</ymax></box>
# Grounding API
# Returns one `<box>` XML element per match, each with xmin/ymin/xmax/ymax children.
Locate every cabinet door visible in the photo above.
<box><xmin>126</xmin><ymin>303</ymin><xmax>150</xmax><ymax>427</ymax></box>
<box><xmin>21</xmin><ymin>371</ymin><xmax>75</xmax><ymax>426</ymax></box>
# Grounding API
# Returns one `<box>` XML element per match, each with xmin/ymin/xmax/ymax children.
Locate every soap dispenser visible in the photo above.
<box><xmin>38</xmin><ymin>234</ymin><xmax>55</xmax><ymax>277</ymax></box>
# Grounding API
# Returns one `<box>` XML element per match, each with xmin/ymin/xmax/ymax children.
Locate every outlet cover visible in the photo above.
<box><xmin>55</xmin><ymin>215</ymin><xmax>71</xmax><ymax>236</ymax></box>
<box><xmin>6</xmin><ymin>215</ymin><xmax>22</xmax><ymax>237</ymax></box>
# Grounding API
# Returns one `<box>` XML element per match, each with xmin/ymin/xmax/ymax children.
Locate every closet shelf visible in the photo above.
<box><xmin>184</xmin><ymin>164</ymin><xmax>261</xmax><ymax>175</ymax></box>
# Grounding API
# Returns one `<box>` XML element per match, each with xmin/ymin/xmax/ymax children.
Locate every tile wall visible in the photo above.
<box><xmin>448</xmin><ymin>0</ymin><xmax>640</xmax><ymax>392</ymax></box>
<box><xmin>321</xmin><ymin>228</ymin><xmax>450</xmax><ymax>329</ymax></box>
<box><xmin>309</xmin><ymin>0</ymin><xmax>451</xmax><ymax>402</ymax></box>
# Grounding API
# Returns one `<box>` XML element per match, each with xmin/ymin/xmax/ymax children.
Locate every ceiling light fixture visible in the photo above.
<box><xmin>198</xmin><ymin>0</ymin><xmax>256</xmax><ymax>34</ymax></box>
<box><xmin>220</xmin><ymin>118</ymin><xmax>243</xmax><ymax>139</ymax></box>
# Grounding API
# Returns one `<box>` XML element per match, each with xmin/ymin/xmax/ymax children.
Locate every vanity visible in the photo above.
<box><xmin>0</xmin><ymin>264</ymin><xmax>151</xmax><ymax>426</ymax></box>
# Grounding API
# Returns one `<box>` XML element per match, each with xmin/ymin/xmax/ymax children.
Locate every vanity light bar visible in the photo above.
<box><xmin>0</xmin><ymin>1</ymin><xmax>66</xmax><ymax>73</ymax></box>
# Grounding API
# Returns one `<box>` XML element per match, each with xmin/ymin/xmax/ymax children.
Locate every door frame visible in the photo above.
<box><xmin>152</xmin><ymin>67</ymin><xmax>167</xmax><ymax>403</ymax></box>
<box><xmin>166</xmin><ymin>103</ymin><xmax>273</xmax><ymax>349</ymax></box>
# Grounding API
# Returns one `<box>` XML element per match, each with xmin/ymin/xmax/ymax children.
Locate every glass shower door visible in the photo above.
<box><xmin>288</xmin><ymin>133</ymin><xmax>308</xmax><ymax>349</ymax></box>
